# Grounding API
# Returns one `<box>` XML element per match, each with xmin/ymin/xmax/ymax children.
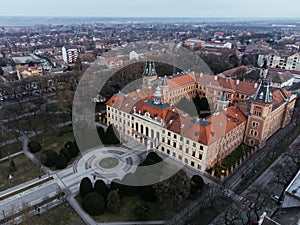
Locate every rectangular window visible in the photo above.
<box><xmin>193</xmin><ymin>143</ymin><xmax>196</xmax><ymax>148</ymax></box>
<box><xmin>172</xmin><ymin>152</ymin><xmax>176</xmax><ymax>157</ymax></box>
<box><xmin>191</xmin><ymin>161</ymin><xmax>195</xmax><ymax>167</ymax></box>
<box><xmin>179</xmin><ymin>145</ymin><xmax>183</xmax><ymax>151</ymax></box>
<box><xmin>168</xmin><ymin>132</ymin><xmax>171</xmax><ymax>137</ymax></box>
<box><xmin>162</xmin><ymin>147</ymin><xmax>165</xmax><ymax>152</ymax></box>
<box><xmin>179</xmin><ymin>155</ymin><xmax>182</xmax><ymax>160</ymax></box>
<box><xmin>173</xmin><ymin>134</ymin><xmax>177</xmax><ymax>139</ymax></box>
<box><xmin>186</xmin><ymin>140</ymin><xmax>189</xmax><ymax>144</ymax></box>
<box><xmin>184</xmin><ymin>158</ymin><xmax>188</xmax><ymax>163</ymax></box>
<box><xmin>186</xmin><ymin>148</ymin><xmax>189</xmax><ymax>154</ymax></box>
<box><xmin>173</xmin><ymin>142</ymin><xmax>176</xmax><ymax>148</ymax></box>
<box><xmin>199</xmin><ymin>154</ymin><xmax>202</xmax><ymax>160</ymax></box>
<box><xmin>167</xmin><ymin>149</ymin><xmax>170</xmax><ymax>154</ymax></box>
<box><xmin>192</xmin><ymin>151</ymin><xmax>196</xmax><ymax>157</ymax></box>
<box><xmin>180</xmin><ymin>137</ymin><xmax>183</xmax><ymax>142</ymax></box>
<box><xmin>200</xmin><ymin>145</ymin><xmax>203</xmax><ymax>150</ymax></box>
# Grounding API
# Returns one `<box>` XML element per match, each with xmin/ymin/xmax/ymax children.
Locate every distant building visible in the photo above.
<box><xmin>129</xmin><ymin>50</ymin><xmax>147</xmax><ymax>60</ymax></box>
<box><xmin>258</xmin><ymin>53</ymin><xmax>300</xmax><ymax>71</ymax></box>
<box><xmin>17</xmin><ymin>66</ymin><xmax>43</xmax><ymax>80</ymax></box>
<box><xmin>62</xmin><ymin>46</ymin><xmax>79</xmax><ymax>64</ymax></box>
<box><xmin>104</xmin><ymin>57</ymin><xmax>123</xmax><ymax>68</ymax></box>
<box><xmin>184</xmin><ymin>38</ymin><xmax>205</xmax><ymax>50</ymax></box>
<box><xmin>204</xmin><ymin>41</ymin><xmax>232</xmax><ymax>49</ymax></box>
<box><xmin>268</xmin><ymin>68</ymin><xmax>300</xmax><ymax>83</ymax></box>
<box><xmin>267</xmin><ymin>70</ymin><xmax>294</xmax><ymax>88</ymax></box>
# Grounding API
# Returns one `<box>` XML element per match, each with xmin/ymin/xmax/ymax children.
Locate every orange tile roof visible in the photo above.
<box><xmin>272</xmin><ymin>89</ymin><xmax>285</xmax><ymax>110</ymax></box>
<box><xmin>179</xmin><ymin>106</ymin><xmax>246</xmax><ymax>145</ymax></box>
<box><xmin>195</xmin><ymin>73</ymin><xmax>258</xmax><ymax>94</ymax></box>
<box><xmin>168</xmin><ymin>73</ymin><xmax>196</xmax><ymax>90</ymax></box>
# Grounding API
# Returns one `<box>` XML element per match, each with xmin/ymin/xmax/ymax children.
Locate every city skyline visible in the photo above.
<box><xmin>1</xmin><ymin>0</ymin><xmax>300</xmax><ymax>18</ymax></box>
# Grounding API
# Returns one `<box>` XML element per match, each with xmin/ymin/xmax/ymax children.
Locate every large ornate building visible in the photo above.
<box><xmin>106</xmin><ymin>61</ymin><xmax>297</xmax><ymax>172</ymax></box>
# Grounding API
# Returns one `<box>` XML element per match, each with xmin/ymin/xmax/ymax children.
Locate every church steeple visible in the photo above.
<box><xmin>143</xmin><ymin>60</ymin><xmax>157</xmax><ymax>76</ymax></box>
<box><xmin>142</xmin><ymin>60</ymin><xmax>158</xmax><ymax>88</ymax></box>
<box><xmin>253</xmin><ymin>79</ymin><xmax>273</xmax><ymax>104</ymax></box>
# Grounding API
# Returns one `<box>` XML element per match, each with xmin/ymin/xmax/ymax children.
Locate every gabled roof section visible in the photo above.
<box><xmin>253</xmin><ymin>79</ymin><xmax>273</xmax><ymax>104</ymax></box>
<box><xmin>167</xmin><ymin>73</ymin><xmax>196</xmax><ymax>89</ymax></box>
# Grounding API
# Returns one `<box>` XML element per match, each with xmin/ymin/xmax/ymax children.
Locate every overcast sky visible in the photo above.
<box><xmin>1</xmin><ymin>0</ymin><xmax>300</xmax><ymax>18</ymax></box>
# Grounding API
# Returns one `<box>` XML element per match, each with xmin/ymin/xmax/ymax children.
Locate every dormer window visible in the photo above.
<box><xmin>259</xmin><ymin>92</ymin><xmax>263</xmax><ymax>100</ymax></box>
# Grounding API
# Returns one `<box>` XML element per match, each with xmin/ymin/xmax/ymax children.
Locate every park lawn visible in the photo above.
<box><xmin>31</xmin><ymin>127</ymin><xmax>74</xmax><ymax>154</ymax></box>
<box><xmin>0</xmin><ymin>154</ymin><xmax>42</xmax><ymax>192</ymax></box>
<box><xmin>77</xmin><ymin>194</ymin><xmax>164</xmax><ymax>223</ymax></box>
<box><xmin>20</xmin><ymin>203</ymin><xmax>85</xmax><ymax>225</ymax></box>
<box><xmin>0</xmin><ymin>142</ymin><xmax>22</xmax><ymax>158</ymax></box>
<box><xmin>5</xmin><ymin>113</ymin><xmax>71</xmax><ymax>132</ymax></box>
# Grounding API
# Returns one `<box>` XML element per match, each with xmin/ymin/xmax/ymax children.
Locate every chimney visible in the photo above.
<box><xmin>200</xmin><ymin>73</ymin><xmax>203</xmax><ymax>77</ymax></box>
<box><xmin>214</xmin><ymin>75</ymin><xmax>218</xmax><ymax>81</ymax></box>
<box><xmin>236</xmin><ymin>79</ymin><xmax>240</xmax><ymax>85</ymax></box>
<box><xmin>254</xmin><ymin>83</ymin><xmax>258</xmax><ymax>88</ymax></box>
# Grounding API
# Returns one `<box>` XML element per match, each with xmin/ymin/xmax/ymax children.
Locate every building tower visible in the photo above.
<box><xmin>153</xmin><ymin>84</ymin><xmax>163</xmax><ymax>105</ymax></box>
<box><xmin>161</xmin><ymin>75</ymin><xmax>169</xmax><ymax>103</ymax></box>
<box><xmin>216</xmin><ymin>91</ymin><xmax>229</xmax><ymax>111</ymax></box>
<box><xmin>244</xmin><ymin>79</ymin><xmax>273</xmax><ymax>148</ymax></box>
<box><xmin>142</xmin><ymin>61</ymin><xmax>158</xmax><ymax>88</ymax></box>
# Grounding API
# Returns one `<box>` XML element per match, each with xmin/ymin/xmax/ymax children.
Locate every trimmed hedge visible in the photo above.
<box><xmin>191</xmin><ymin>175</ymin><xmax>204</xmax><ymax>190</ymax></box>
<box><xmin>60</xmin><ymin>148</ymin><xmax>72</xmax><ymax>162</ymax></box>
<box><xmin>105</xmin><ymin>124</ymin><xmax>120</xmax><ymax>145</ymax></box>
<box><xmin>80</xmin><ymin>177</ymin><xmax>93</xmax><ymax>198</ymax></box>
<box><xmin>28</xmin><ymin>141</ymin><xmax>42</xmax><ymax>153</ymax></box>
<box><xmin>40</xmin><ymin>149</ymin><xmax>57</xmax><ymax>167</ymax></box>
<box><xmin>82</xmin><ymin>192</ymin><xmax>106</xmax><ymax>216</ymax></box>
<box><xmin>145</xmin><ymin>152</ymin><xmax>162</xmax><ymax>163</ymax></box>
<box><xmin>55</xmin><ymin>154</ymin><xmax>68</xmax><ymax>169</ymax></box>
<box><xmin>94</xmin><ymin>180</ymin><xmax>109</xmax><ymax>197</ymax></box>
<box><xmin>69</xmin><ymin>141</ymin><xmax>80</xmax><ymax>157</ymax></box>
<box><xmin>64</xmin><ymin>141</ymin><xmax>73</xmax><ymax>149</ymax></box>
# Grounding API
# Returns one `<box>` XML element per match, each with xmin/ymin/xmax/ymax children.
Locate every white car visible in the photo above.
<box><xmin>271</xmin><ymin>194</ymin><xmax>282</xmax><ymax>204</ymax></box>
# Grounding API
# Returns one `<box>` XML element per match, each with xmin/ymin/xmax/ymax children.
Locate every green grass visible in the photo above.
<box><xmin>31</xmin><ymin>126</ymin><xmax>74</xmax><ymax>154</ymax></box>
<box><xmin>77</xmin><ymin>194</ymin><xmax>164</xmax><ymax>222</ymax></box>
<box><xmin>0</xmin><ymin>154</ymin><xmax>42</xmax><ymax>192</ymax></box>
<box><xmin>0</xmin><ymin>142</ymin><xmax>22</xmax><ymax>158</ymax></box>
<box><xmin>20</xmin><ymin>203</ymin><xmax>85</xmax><ymax>225</ymax></box>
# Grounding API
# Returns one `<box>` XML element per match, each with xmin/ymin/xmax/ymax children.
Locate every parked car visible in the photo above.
<box><xmin>271</xmin><ymin>194</ymin><xmax>282</xmax><ymax>204</ymax></box>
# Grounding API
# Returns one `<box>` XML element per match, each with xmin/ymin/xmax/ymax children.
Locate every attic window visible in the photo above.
<box><xmin>154</xmin><ymin>113</ymin><xmax>158</xmax><ymax>117</ymax></box>
<box><xmin>143</xmin><ymin>109</ymin><xmax>147</xmax><ymax>114</ymax></box>
<box><xmin>195</xmin><ymin>131</ymin><xmax>199</xmax><ymax>136</ymax></box>
<box><xmin>210</xmin><ymin>131</ymin><xmax>215</xmax><ymax>137</ymax></box>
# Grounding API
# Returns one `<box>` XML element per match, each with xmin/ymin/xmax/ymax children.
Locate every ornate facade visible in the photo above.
<box><xmin>106</xmin><ymin>62</ymin><xmax>297</xmax><ymax>171</ymax></box>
